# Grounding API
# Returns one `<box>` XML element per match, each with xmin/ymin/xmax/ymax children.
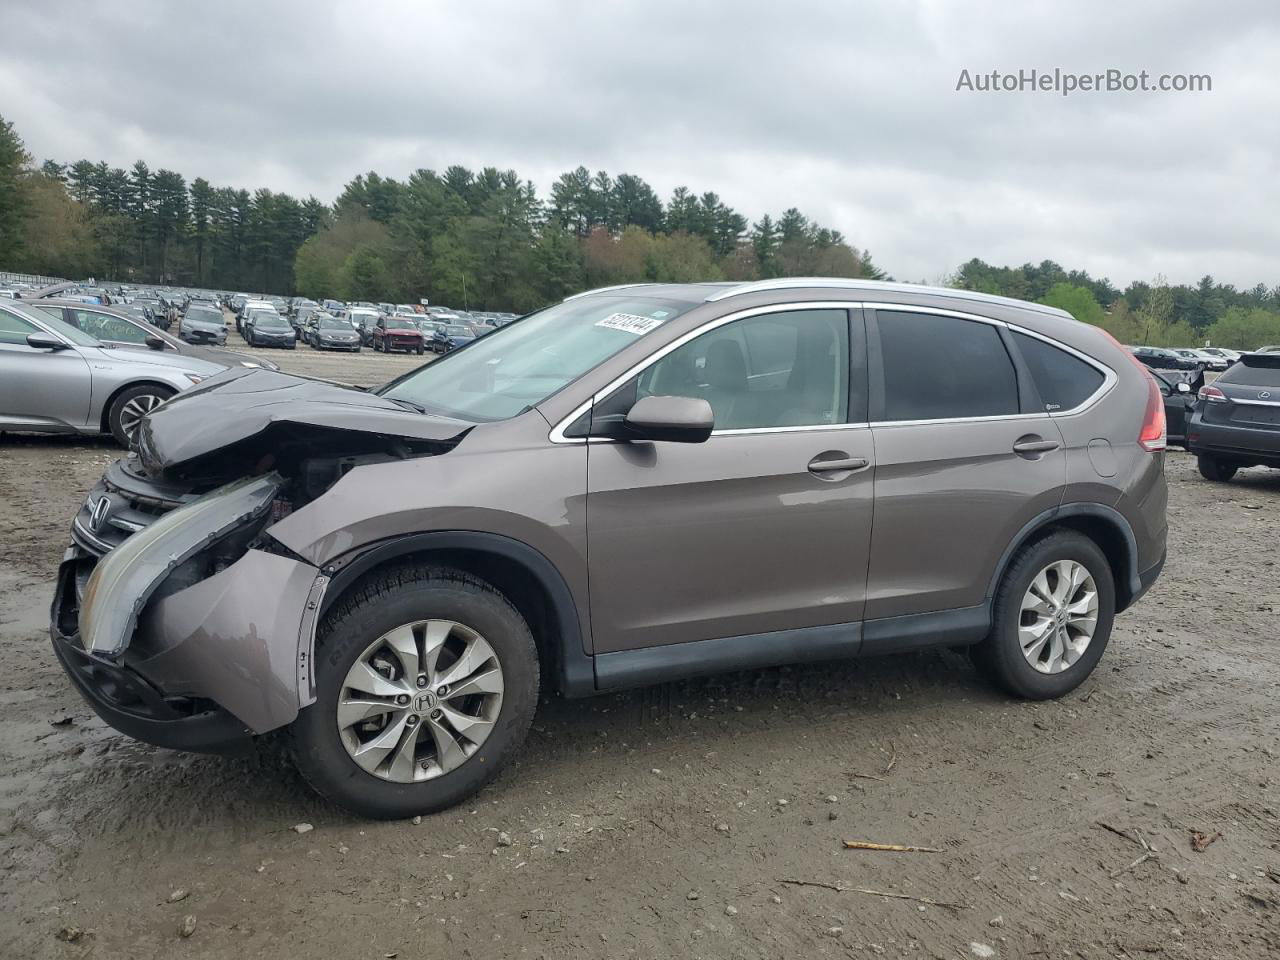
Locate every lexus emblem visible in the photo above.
<box><xmin>88</xmin><ymin>496</ymin><xmax>111</xmax><ymax>533</ymax></box>
<box><xmin>1260</xmin><ymin>391</ymin><xmax>1272</xmax><ymax>400</ymax></box>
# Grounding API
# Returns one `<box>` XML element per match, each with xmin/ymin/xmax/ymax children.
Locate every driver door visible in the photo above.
<box><xmin>585</xmin><ymin>306</ymin><xmax>874</xmax><ymax>655</ymax></box>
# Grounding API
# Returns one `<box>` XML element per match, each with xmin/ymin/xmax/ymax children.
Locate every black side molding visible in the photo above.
<box><xmin>859</xmin><ymin>603</ymin><xmax>990</xmax><ymax>656</ymax></box>
<box><xmin>593</xmin><ymin>603</ymin><xmax>992</xmax><ymax>693</ymax></box>
<box><xmin>988</xmin><ymin>503</ymin><xmax>1141</xmax><ymax>611</ymax></box>
<box><xmin>318</xmin><ymin>530</ymin><xmax>596</xmax><ymax>698</ymax></box>
<box><xmin>595</xmin><ymin>621</ymin><xmax>863</xmax><ymax>690</ymax></box>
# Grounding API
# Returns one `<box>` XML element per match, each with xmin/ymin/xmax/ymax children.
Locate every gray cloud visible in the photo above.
<box><xmin>2</xmin><ymin>0</ymin><xmax>1277</xmax><ymax>288</ymax></box>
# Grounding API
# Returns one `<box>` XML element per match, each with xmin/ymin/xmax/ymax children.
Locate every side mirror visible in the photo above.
<box><xmin>622</xmin><ymin>395</ymin><xmax>714</xmax><ymax>443</ymax></box>
<box><xmin>146</xmin><ymin>335</ymin><xmax>166</xmax><ymax>351</ymax></box>
<box><xmin>26</xmin><ymin>333</ymin><xmax>68</xmax><ymax>351</ymax></box>
<box><xmin>1176</xmin><ymin>381</ymin><xmax>1191</xmax><ymax>394</ymax></box>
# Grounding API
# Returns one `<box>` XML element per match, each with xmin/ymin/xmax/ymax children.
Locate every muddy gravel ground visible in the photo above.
<box><xmin>1</xmin><ymin>345</ymin><xmax>1278</xmax><ymax>958</ymax></box>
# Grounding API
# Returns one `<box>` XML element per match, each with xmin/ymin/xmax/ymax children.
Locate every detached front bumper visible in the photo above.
<box><xmin>51</xmin><ymin>576</ymin><xmax>253</xmax><ymax>754</ymax></box>
<box><xmin>50</xmin><ymin>474</ymin><xmax>329</xmax><ymax>753</ymax></box>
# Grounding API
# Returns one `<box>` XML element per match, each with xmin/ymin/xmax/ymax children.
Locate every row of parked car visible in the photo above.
<box><xmin>0</xmin><ymin>285</ymin><xmax>279</xmax><ymax>445</ymax></box>
<box><xmin>222</xmin><ymin>292</ymin><xmax>517</xmax><ymax>355</ymax></box>
<box><xmin>1127</xmin><ymin>344</ymin><xmax>1280</xmax><ymax>482</ymax></box>
<box><xmin>1127</xmin><ymin>344</ymin><xmax>1280</xmax><ymax>372</ymax></box>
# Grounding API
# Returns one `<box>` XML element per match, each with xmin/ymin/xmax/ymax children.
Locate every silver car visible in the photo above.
<box><xmin>0</xmin><ymin>299</ymin><xmax>222</xmax><ymax>445</ymax></box>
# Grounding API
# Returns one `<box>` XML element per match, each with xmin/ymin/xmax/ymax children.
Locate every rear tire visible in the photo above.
<box><xmin>288</xmin><ymin>564</ymin><xmax>539</xmax><ymax>819</ymax></box>
<box><xmin>971</xmin><ymin>531</ymin><xmax>1115</xmax><ymax>700</ymax></box>
<box><xmin>107</xmin><ymin>384</ymin><xmax>174</xmax><ymax>447</ymax></box>
<box><xmin>1197</xmin><ymin>455</ymin><xmax>1237</xmax><ymax>482</ymax></box>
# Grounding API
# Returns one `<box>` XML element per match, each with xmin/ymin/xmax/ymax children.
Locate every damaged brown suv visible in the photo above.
<box><xmin>52</xmin><ymin>279</ymin><xmax>1168</xmax><ymax>818</ymax></box>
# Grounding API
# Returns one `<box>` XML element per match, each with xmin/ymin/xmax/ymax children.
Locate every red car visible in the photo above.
<box><xmin>372</xmin><ymin>316</ymin><xmax>425</xmax><ymax>354</ymax></box>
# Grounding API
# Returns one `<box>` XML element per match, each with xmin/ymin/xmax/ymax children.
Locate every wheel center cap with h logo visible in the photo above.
<box><xmin>413</xmin><ymin>692</ymin><xmax>437</xmax><ymax>713</ymax></box>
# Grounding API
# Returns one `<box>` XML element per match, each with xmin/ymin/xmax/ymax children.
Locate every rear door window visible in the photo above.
<box><xmin>875</xmin><ymin>310</ymin><xmax>1019</xmax><ymax>421</ymax></box>
<box><xmin>1012</xmin><ymin>331</ymin><xmax>1106</xmax><ymax>412</ymax></box>
<box><xmin>75</xmin><ymin>310</ymin><xmax>149</xmax><ymax>344</ymax></box>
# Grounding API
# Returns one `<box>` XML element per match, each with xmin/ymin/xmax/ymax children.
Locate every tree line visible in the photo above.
<box><xmin>952</xmin><ymin>258</ymin><xmax>1280</xmax><ymax>350</ymax></box>
<box><xmin>0</xmin><ymin>115</ymin><xmax>882</xmax><ymax>313</ymax></box>
<box><xmin>3</xmin><ymin>112</ymin><xmax>1278</xmax><ymax>346</ymax></box>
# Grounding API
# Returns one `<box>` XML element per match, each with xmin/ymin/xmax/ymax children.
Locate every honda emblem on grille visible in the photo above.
<box><xmin>88</xmin><ymin>496</ymin><xmax>111</xmax><ymax>533</ymax></box>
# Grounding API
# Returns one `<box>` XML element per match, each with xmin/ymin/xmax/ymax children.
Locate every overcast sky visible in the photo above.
<box><xmin>3</xmin><ymin>0</ymin><xmax>1278</xmax><ymax>289</ymax></box>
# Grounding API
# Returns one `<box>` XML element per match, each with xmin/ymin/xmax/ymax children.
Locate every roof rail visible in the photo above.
<box><xmin>704</xmin><ymin>277</ymin><xmax>1074</xmax><ymax>319</ymax></box>
<box><xmin>562</xmin><ymin>283</ymin><xmax>653</xmax><ymax>301</ymax></box>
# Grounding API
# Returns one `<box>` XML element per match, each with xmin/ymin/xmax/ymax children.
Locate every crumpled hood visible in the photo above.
<box><xmin>135</xmin><ymin>367</ymin><xmax>471</xmax><ymax>475</ymax></box>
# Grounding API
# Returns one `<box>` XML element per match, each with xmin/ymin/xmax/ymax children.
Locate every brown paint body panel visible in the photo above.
<box><xmin>585</xmin><ymin>428</ymin><xmax>875</xmax><ymax>653</ymax></box>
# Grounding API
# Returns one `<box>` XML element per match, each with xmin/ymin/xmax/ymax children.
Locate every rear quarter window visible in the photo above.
<box><xmin>1012</xmin><ymin>332</ymin><xmax>1106</xmax><ymax>412</ymax></box>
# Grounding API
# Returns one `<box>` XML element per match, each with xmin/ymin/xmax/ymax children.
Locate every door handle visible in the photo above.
<box><xmin>808</xmin><ymin>455</ymin><xmax>870</xmax><ymax>473</ymax></box>
<box><xmin>1012</xmin><ymin>437</ymin><xmax>1060</xmax><ymax>455</ymax></box>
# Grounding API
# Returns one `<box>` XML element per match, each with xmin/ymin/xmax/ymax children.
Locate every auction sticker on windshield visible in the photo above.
<box><xmin>596</xmin><ymin>313</ymin><xmax>666</xmax><ymax>335</ymax></box>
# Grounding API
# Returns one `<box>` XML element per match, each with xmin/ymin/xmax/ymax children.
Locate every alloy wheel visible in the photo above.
<box><xmin>117</xmin><ymin>393</ymin><xmax>165</xmax><ymax>440</ymax></box>
<box><xmin>337</xmin><ymin>620</ymin><xmax>505</xmax><ymax>783</ymax></box>
<box><xmin>1018</xmin><ymin>560</ymin><xmax>1099</xmax><ymax>674</ymax></box>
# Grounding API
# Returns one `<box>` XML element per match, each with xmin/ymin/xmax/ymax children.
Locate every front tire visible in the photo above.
<box><xmin>289</xmin><ymin>564</ymin><xmax>539</xmax><ymax>819</ymax></box>
<box><xmin>971</xmin><ymin>531</ymin><xmax>1115</xmax><ymax>700</ymax></box>
<box><xmin>107</xmin><ymin>384</ymin><xmax>174</xmax><ymax>447</ymax></box>
<box><xmin>1197</xmin><ymin>455</ymin><xmax>1238</xmax><ymax>482</ymax></box>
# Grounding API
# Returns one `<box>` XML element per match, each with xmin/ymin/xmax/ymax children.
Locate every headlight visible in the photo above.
<box><xmin>79</xmin><ymin>473</ymin><xmax>283</xmax><ymax>656</ymax></box>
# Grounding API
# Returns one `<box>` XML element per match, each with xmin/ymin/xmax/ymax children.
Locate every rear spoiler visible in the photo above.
<box><xmin>1240</xmin><ymin>352</ymin><xmax>1280</xmax><ymax>368</ymax></box>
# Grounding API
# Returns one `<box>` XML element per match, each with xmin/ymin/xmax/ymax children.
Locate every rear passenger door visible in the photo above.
<box><xmin>864</xmin><ymin>307</ymin><xmax>1067</xmax><ymax>623</ymax></box>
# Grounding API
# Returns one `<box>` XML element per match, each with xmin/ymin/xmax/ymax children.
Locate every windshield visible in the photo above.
<box><xmin>319</xmin><ymin>318</ymin><xmax>353</xmax><ymax>330</ymax></box>
<box><xmin>252</xmin><ymin>311</ymin><xmax>288</xmax><ymax>328</ymax></box>
<box><xmin>383</xmin><ymin>295</ymin><xmax>698</xmax><ymax>422</ymax></box>
<box><xmin>385</xmin><ymin>317</ymin><xmax>415</xmax><ymax>329</ymax></box>
<box><xmin>186</xmin><ymin>308</ymin><xmax>221</xmax><ymax>323</ymax></box>
<box><xmin>446</xmin><ymin>325</ymin><xmax>471</xmax><ymax>336</ymax></box>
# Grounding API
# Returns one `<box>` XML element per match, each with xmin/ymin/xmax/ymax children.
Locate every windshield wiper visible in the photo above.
<box><xmin>388</xmin><ymin>396</ymin><xmax>427</xmax><ymax>414</ymax></box>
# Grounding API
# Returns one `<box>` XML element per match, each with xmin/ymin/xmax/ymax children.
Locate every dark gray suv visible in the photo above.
<box><xmin>51</xmin><ymin>279</ymin><xmax>1168</xmax><ymax>818</ymax></box>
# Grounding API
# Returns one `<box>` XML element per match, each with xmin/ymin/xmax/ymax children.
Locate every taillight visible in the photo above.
<box><xmin>1098</xmin><ymin>330</ymin><xmax>1167</xmax><ymax>453</ymax></box>
<box><xmin>1198</xmin><ymin>385</ymin><xmax>1227</xmax><ymax>402</ymax></box>
<box><xmin>1138</xmin><ymin>372</ymin><xmax>1166</xmax><ymax>452</ymax></box>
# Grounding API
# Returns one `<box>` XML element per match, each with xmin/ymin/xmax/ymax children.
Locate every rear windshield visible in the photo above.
<box><xmin>1220</xmin><ymin>359</ymin><xmax>1280</xmax><ymax>387</ymax></box>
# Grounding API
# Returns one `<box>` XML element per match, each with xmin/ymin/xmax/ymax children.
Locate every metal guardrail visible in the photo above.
<box><xmin>0</xmin><ymin>270</ymin><xmax>68</xmax><ymax>287</ymax></box>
